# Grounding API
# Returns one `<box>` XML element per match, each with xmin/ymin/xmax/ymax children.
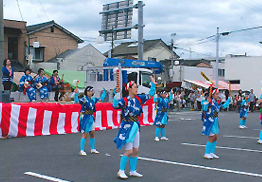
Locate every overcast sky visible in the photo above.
<box><xmin>4</xmin><ymin>0</ymin><xmax>262</xmax><ymax>58</ymax></box>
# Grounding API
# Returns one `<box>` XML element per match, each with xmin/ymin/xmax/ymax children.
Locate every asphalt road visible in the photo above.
<box><xmin>1</xmin><ymin>111</ymin><xmax>262</xmax><ymax>182</ymax></box>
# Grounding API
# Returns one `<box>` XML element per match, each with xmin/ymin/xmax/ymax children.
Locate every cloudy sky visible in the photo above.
<box><xmin>4</xmin><ymin>0</ymin><xmax>262</xmax><ymax>58</ymax></box>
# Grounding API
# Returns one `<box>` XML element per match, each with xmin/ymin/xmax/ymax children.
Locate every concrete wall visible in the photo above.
<box><xmin>32</xmin><ymin>62</ymin><xmax>57</xmax><ymax>73</ymax></box>
<box><xmin>225</xmin><ymin>56</ymin><xmax>262</xmax><ymax>97</ymax></box>
<box><xmin>143</xmin><ymin>44</ymin><xmax>172</xmax><ymax>62</ymax></box>
<box><xmin>59</xmin><ymin>44</ymin><xmax>105</xmax><ymax>70</ymax></box>
<box><xmin>210</xmin><ymin>61</ymin><xmax>225</xmax><ymax>81</ymax></box>
<box><xmin>27</xmin><ymin>26</ymin><xmax>78</xmax><ymax>62</ymax></box>
<box><xmin>130</xmin><ymin>43</ymin><xmax>173</xmax><ymax>62</ymax></box>
<box><xmin>171</xmin><ymin>66</ymin><xmax>213</xmax><ymax>82</ymax></box>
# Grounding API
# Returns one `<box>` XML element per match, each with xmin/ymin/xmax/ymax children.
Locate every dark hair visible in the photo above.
<box><xmin>53</xmin><ymin>70</ymin><xmax>58</xmax><ymax>74</ymax></box>
<box><xmin>204</xmin><ymin>92</ymin><xmax>209</xmax><ymax>97</ymax></box>
<box><xmin>122</xmin><ymin>89</ymin><xmax>128</xmax><ymax>97</ymax></box>
<box><xmin>207</xmin><ymin>86</ymin><xmax>217</xmax><ymax>95</ymax></box>
<box><xmin>3</xmin><ymin>59</ymin><xmax>10</xmax><ymax>66</ymax></box>
<box><xmin>38</xmin><ymin>68</ymin><xmax>44</xmax><ymax>75</ymax></box>
<box><xmin>24</xmin><ymin>68</ymin><xmax>31</xmax><ymax>74</ymax></box>
<box><xmin>84</xmin><ymin>86</ymin><xmax>94</xmax><ymax>96</ymax></box>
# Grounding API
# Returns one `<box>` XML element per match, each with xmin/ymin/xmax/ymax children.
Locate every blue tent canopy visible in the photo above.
<box><xmin>103</xmin><ymin>58</ymin><xmax>164</xmax><ymax>74</ymax></box>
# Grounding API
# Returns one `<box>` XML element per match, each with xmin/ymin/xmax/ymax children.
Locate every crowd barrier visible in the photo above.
<box><xmin>0</xmin><ymin>99</ymin><xmax>155</xmax><ymax>138</ymax></box>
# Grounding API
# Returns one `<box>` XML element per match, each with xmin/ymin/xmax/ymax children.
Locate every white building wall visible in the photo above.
<box><xmin>131</xmin><ymin>44</ymin><xmax>173</xmax><ymax>62</ymax></box>
<box><xmin>210</xmin><ymin>61</ymin><xmax>225</xmax><ymax>80</ymax></box>
<box><xmin>143</xmin><ymin>46</ymin><xmax>172</xmax><ymax>62</ymax></box>
<box><xmin>225</xmin><ymin>56</ymin><xmax>262</xmax><ymax>97</ymax></box>
<box><xmin>171</xmin><ymin>66</ymin><xmax>213</xmax><ymax>82</ymax></box>
<box><xmin>59</xmin><ymin>44</ymin><xmax>105</xmax><ymax>70</ymax></box>
<box><xmin>32</xmin><ymin>62</ymin><xmax>57</xmax><ymax>73</ymax></box>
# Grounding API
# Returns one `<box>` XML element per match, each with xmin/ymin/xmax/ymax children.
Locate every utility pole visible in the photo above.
<box><xmin>216</xmin><ymin>27</ymin><xmax>219</xmax><ymax>87</ymax></box>
<box><xmin>0</xmin><ymin>0</ymin><xmax>4</xmax><ymax>91</ymax></box>
<box><xmin>170</xmin><ymin>33</ymin><xmax>176</xmax><ymax>80</ymax></box>
<box><xmin>137</xmin><ymin>1</ymin><xmax>144</xmax><ymax>60</ymax></box>
<box><xmin>110</xmin><ymin>26</ymin><xmax>114</xmax><ymax>58</ymax></box>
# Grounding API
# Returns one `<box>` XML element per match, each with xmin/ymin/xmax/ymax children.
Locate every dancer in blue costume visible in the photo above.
<box><xmin>239</xmin><ymin>93</ymin><xmax>249</xmax><ymax>129</ymax></box>
<box><xmin>74</xmin><ymin>86</ymin><xmax>106</xmax><ymax>156</ymax></box>
<box><xmin>113</xmin><ymin>76</ymin><xmax>156</xmax><ymax>179</ymax></box>
<box><xmin>202</xmin><ymin>87</ymin><xmax>230</xmax><ymax>159</ymax></box>
<box><xmin>34</xmin><ymin>68</ymin><xmax>49</xmax><ymax>101</ymax></box>
<box><xmin>2</xmin><ymin>59</ymin><xmax>14</xmax><ymax>91</ymax></box>
<box><xmin>153</xmin><ymin>89</ymin><xmax>174</xmax><ymax>142</ymax></box>
<box><xmin>19</xmin><ymin>68</ymin><xmax>36</xmax><ymax>102</ymax></box>
<box><xmin>258</xmin><ymin>93</ymin><xmax>262</xmax><ymax>144</ymax></box>
<box><xmin>201</xmin><ymin>92</ymin><xmax>209</xmax><ymax>123</ymax></box>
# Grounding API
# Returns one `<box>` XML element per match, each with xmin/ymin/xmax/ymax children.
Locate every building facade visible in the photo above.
<box><xmin>26</xmin><ymin>20</ymin><xmax>83</xmax><ymax>63</ymax></box>
<box><xmin>225</xmin><ymin>55</ymin><xmax>261</xmax><ymax>96</ymax></box>
<box><xmin>48</xmin><ymin>44</ymin><xmax>106</xmax><ymax>71</ymax></box>
<box><xmin>104</xmin><ymin>39</ymin><xmax>179</xmax><ymax>62</ymax></box>
<box><xmin>4</xmin><ymin>19</ymin><xmax>27</xmax><ymax>66</ymax></box>
<box><xmin>4</xmin><ymin>20</ymin><xmax>84</xmax><ymax>67</ymax></box>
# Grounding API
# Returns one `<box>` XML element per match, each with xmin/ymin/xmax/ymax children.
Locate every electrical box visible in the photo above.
<box><xmin>33</xmin><ymin>42</ymin><xmax>40</xmax><ymax>48</ymax></box>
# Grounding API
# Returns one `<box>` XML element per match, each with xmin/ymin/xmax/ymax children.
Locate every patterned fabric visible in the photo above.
<box><xmin>50</xmin><ymin>76</ymin><xmax>61</xmax><ymax>88</ymax></box>
<box><xmin>19</xmin><ymin>74</ymin><xmax>36</xmax><ymax>102</ymax></box>
<box><xmin>202</xmin><ymin>98</ymin><xmax>230</xmax><ymax>136</ymax></box>
<box><xmin>2</xmin><ymin>66</ymin><xmax>13</xmax><ymax>83</ymax></box>
<box><xmin>114</xmin><ymin>95</ymin><xmax>149</xmax><ymax>120</ymax></box>
<box><xmin>113</xmin><ymin>94</ymin><xmax>150</xmax><ymax>149</ymax></box>
<box><xmin>35</xmin><ymin>76</ymin><xmax>49</xmax><ymax>99</ymax></box>
<box><xmin>79</xmin><ymin>96</ymin><xmax>99</xmax><ymax>113</ymax></box>
<box><xmin>201</xmin><ymin>100</ymin><xmax>209</xmax><ymax>122</ymax></box>
<box><xmin>153</xmin><ymin>94</ymin><xmax>173</xmax><ymax>126</ymax></box>
<box><xmin>212</xmin><ymin>112</ymin><xmax>218</xmax><ymax>118</ymax></box>
<box><xmin>122</xmin><ymin>116</ymin><xmax>139</xmax><ymax>122</ymax></box>
<box><xmin>240</xmin><ymin>99</ymin><xmax>248</xmax><ymax>118</ymax></box>
<box><xmin>82</xmin><ymin>110</ymin><xmax>94</xmax><ymax>115</ymax></box>
<box><xmin>74</xmin><ymin>91</ymin><xmax>104</xmax><ymax>133</ymax></box>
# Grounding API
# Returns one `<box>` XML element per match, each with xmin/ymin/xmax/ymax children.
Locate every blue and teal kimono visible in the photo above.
<box><xmin>74</xmin><ymin>89</ymin><xmax>106</xmax><ymax>133</ymax></box>
<box><xmin>240</xmin><ymin>99</ymin><xmax>249</xmax><ymax>119</ymax></box>
<box><xmin>35</xmin><ymin>76</ymin><xmax>49</xmax><ymax>100</ymax></box>
<box><xmin>2</xmin><ymin>66</ymin><xmax>13</xmax><ymax>84</ymax></box>
<box><xmin>202</xmin><ymin>98</ymin><xmax>230</xmax><ymax>136</ymax></box>
<box><xmin>113</xmin><ymin>82</ymin><xmax>155</xmax><ymax>149</ymax></box>
<box><xmin>153</xmin><ymin>93</ymin><xmax>173</xmax><ymax>126</ymax></box>
<box><xmin>19</xmin><ymin>74</ymin><xmax>36</xmax><ymax>102</ymax></box>
<box><xmin>260</xmin><ymin>94</ymin><xmax>262</xmax><ymax>125</ymax></box>
<box><xmin>201</xmin><ymin>98</ymin><xmax>209</xmax><ymax>122</ymax></box>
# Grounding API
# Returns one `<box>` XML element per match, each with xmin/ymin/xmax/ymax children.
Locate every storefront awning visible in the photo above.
<box><xmin>183</xmin><ymin>79</ymin><xmax>240</xmax><ymax>90</ymax></box>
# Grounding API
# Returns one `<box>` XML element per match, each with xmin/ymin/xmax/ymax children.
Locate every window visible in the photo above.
<box><xmin>8</xmin><ymin>37</ymin><xmax>18</xmax><ymax>60</ymax></box>
<box><xmin>51</xmin><ymin>26</ymin><xmax>54</xmax><ymax>33</ymax></box>
<box><xmin>35</xmin><ymin>48</ymin><xmax>41</xmax><ymax>59</ymax></box>
<box><xmin>28</xmin><ymin>47</ymin><xmax>45</xmax><ymax>62</ymax></box>
<box><xmin>218</xmin><ymin>69</ymin><xmax>225</xmax><ymax>77</ymax></box>
<box><xmin>140</xmin><ymin>71</ymin><xmax>152</xmax><ymax>88</ymax></box>
<box><xmin>148</xmin><ymin>57</ymin><xmax>157</xmax><ymax>61</ymax></box>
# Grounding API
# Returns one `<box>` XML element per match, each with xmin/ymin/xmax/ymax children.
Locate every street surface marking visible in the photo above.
<box><xmin>137</xmin><ymin>156</ymin><xmax>262</xmax><ymax>178</ymax></box>
<box><xmin>223</xmin><ymin>135</ymin><xmax>258</xmax><ymax>140</ymax></box>
<box><xmin>24</xmin><ymin>172</ymin><xmax>70</xmax><ymax>182</ymax></box>
<box><xmin>182</xmin><ymin>142</ymin><xmax>262</xmax><ymax>153</ymax></box>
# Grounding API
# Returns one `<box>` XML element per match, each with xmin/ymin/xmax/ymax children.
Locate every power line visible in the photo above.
<box><xmin>80</xmin><ymin>36</ymin><xmax>96</xmax><ymax>40</ymax></box>
<box><xmin>176</xmin><ymin>34</ymin><xmax>216</xmax><ymax>46</ymax></box>
<box><xmin>174</xmin><ymin>46</ymin><xmax>213</xmax><ymax>57</ymax></box>
<box><xmin>38</xmin><ymin>0</ymin><xmax>50</xmax><ymax>20</ymax></box>
<box><xmin>249</xmin><ymin>0</ymin><xmax>262</xmax><ymax>9</ymax></box>
<box><xmin>221</xmin><ymin>25</ymin><xmax>262</xmax><ymax>36</ymax></box>
<box><xmin>29</xmin><ymin>0</ymin><xmax>43</xmax><ymax>22</ymax></box>
<box><xmin>16</xmin><ymin>0</ymin><xmax>25</xmax><ymax>22</ymax></box>
<box><xmin>232</xmin><ymin>0</ymin><xmax>262</xmax><ymax>14</ymax></box>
